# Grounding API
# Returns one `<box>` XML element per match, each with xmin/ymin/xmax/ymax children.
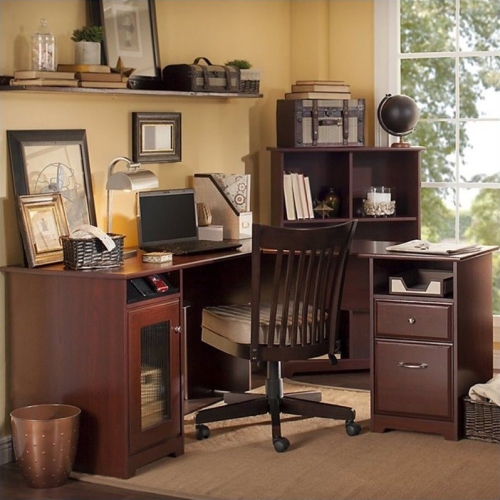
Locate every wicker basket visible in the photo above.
<box><xmin>239</xmin><ymin>68</ymin><xmax>261</xmax><ymax>94</ymax></box>
<box><xmin>61</xmin><ymin>233</ymin><xmax>125</xmax><ymax>270</ymax></box>
<box><xmin>464</xmin><ymin>397</ymin><xmax>500</xmax><ymax>443</ymax></box>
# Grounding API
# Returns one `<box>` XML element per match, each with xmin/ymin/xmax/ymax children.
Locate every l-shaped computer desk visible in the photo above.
<box><xmin>3</xmin><ymin>240</ymin><xmax>496</xmax><ymax>478</ymax></box>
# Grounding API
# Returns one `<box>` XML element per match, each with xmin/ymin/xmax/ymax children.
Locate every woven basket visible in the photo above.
<box><xmin>464</xmin><ymin>397</ymin><xmax>500</xmax><ymax>443</ymax></box>
<box><xmin>61</xmin><ymin>233</ymin><xmax>124</xmax><ymax>270</ymax></box>
<box><xmin>240</xmin><ymin>79</ymin><xmax>260</xmax><ymax>94</ymax></box>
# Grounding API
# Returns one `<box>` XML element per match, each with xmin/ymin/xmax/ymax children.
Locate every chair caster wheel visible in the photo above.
<box><xmin>273</xmin><ymin>436</ymin><xmax>290</xmax><ymax>452</ymax></box>
<box><xmin>345</xmin><ymin>421</ymin><xmax>361</xmax><ymax>436</ymax></box>
<box><xmin>196</xmin><ymin>424</ymin><xmax>210</xmax><ymax>440</ymax></box>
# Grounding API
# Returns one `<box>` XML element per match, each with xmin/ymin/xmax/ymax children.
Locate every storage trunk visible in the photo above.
<box><xmin>277</xmin><ymin>98</ymin><xmax>365</xmax><ymax>147</ymax></box>
<box><xmin>162</xmin><ymin>57</ymin><xmax>240</xmax><ymax>93</ymax></box>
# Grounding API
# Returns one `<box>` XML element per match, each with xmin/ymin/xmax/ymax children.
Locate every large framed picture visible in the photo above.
<box><xmin>132</xmin><ymin>112</ymin><xmax>182</xmax><ymax>163</ymax></box>
<box><xmin>7</xmin><ymin>129</ymin><xmax>97</xmax><ymax>232</ymax></box>
<box><xmin>88</xmin><ymin>0</ymin><xmax>161</xmax><ymax>87</ymax></box>
<box><xmin>16</xmin><ymin>194</ymin><xmax>70</xmax><ymax>268</ymax></box>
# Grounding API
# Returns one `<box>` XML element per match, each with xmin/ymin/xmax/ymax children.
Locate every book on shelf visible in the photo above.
<box><xmin>291</xmin><ymin>83</ymin><xmax>350</xmax><ymax>93</ymax></box>
<box><xmin>14</xmin><ymin>70</ymin><xmax>76</xmax><ymax>80</ymax></box>
<box><xmin>295</xmin><ymin>79</ymin><xmax>345</xmax><ymax>85</ymax></box>
<box><xmin>287</xmin><ymin>173</ymin><xmax>314</xmax><ymax>220</ymax></box>
<box><xmin>57</xmin><ymin>63</ymin><xmax>111</xmax><ymax>73</ymax></box>
<box><xmin>283</xmin><ymin>173</ymin><xmax>296</xmax><ymax>220</ymax></box>
<box><xmin>76</xmin><ymin>72</ymin><xmax>127</xmax><ymax>82</ymax></box>
<box><xmin>284</xmin><ymin>91</ymin><xmax>352</xmax><ymax>100</ymax></box>
<box><xmin>78</xmin><ymin>81</ymin><xmax>128</xmax><ymax>89</ymax></box>
<box><xmin>10</xmin><ymin>78</ymin><xmax>78</xmax><ymax>87</ymax></box>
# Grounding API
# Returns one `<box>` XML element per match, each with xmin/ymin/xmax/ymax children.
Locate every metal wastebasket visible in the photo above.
<box><xmin>10</xmin><ymin>404</ymin><xmax>81</xmax><ymax>488</ymax></box>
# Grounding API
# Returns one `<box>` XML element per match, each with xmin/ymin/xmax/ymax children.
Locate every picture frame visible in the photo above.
<box><xmin>88</xmin><ymin>0</ymin><xmax>162</xmax><ymax>88</ymax></box>
<box><xmin>7</xmin><ymin>129</ymin><xmax>97</xmax><ymax>232</ymax></box>
<box><xmin>132</xmin><ymin>112</ymin><xmax>182</xmax><ymax>163</ymax></box>
<box><xmin>16</xmin><ymin>194</ymin><xmax>70</xmax><ymax>268</ymax></box>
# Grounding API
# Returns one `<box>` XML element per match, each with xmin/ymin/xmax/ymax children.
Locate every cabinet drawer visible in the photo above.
<box><xmin>374</xmin><ymin>340</ymin><xmax>452</xmax><ymax>420</ymax></box>
<box><xmin>375</xmin><ymin>300</ymin><xmax>452</xmax><ymax>341</ymax></box>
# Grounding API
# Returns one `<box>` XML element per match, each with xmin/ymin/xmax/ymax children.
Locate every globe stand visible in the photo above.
<box><xmin>391</xmin><ymin>136</ymin><xmax>412</xmax><ymax>148</ymax></box>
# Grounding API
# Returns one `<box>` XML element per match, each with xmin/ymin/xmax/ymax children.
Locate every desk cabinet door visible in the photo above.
<box><xmin>374</xmin><ymin>340</ymin><xmax>453</xmax><ymax>420</ymax></box>
<box><xmin>128</xmin><ymin>297</ymin><xmax>182</xmax><ymax>455</ymax></box>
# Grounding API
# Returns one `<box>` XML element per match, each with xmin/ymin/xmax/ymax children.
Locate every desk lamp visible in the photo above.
<box><xmin>106</xmin><ymin>156</ymin><xmax>159</xmax><ymax>255</ymax></box>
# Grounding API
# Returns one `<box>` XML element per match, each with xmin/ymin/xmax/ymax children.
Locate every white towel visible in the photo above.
<box><xmin>468</xmin><ymin>374</ymin><xmax>500</xmax><ymax>406</ymax></box>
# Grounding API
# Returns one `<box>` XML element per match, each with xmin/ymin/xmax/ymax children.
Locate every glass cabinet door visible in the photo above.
<box><xmin>128</xmin><ymin>298</ymin><xmax>181</xmax><ymax>454</ymax></box>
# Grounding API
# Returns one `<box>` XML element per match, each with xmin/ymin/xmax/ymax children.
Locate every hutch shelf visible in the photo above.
<box><xmin>268</xmin><ymin>146</ymin><xmax>424</xmax><ymax>375</ymax></box>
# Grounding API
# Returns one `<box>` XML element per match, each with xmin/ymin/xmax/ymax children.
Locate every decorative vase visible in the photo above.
<box><xmin>323</xmin><ymin>188</ymin><xmax>341</xmax><ymax>217</ymax></box>
<box><xmin>74</xmin><ymin>41</ymin><xmax>101</xmax><ymax>65</ymax></box>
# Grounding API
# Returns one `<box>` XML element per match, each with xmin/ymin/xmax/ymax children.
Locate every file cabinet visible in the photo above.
<box><xmin>368</xmin><ymin>246</ymin><xmax>496</xmax><ymax>440</ymax></box>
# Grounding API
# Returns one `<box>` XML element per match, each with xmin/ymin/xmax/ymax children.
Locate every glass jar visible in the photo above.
<box><xmin>31</xmin><ymin>19</ymin><xmax>56</xmax><ymax>71</ymax></box>
<box><xmin>323</xmin><ymin>188</ymin><xmax>341</xmax><ymax>217</ymax></box>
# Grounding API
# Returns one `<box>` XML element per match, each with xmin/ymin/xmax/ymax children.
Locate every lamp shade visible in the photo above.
<box><xmin>106</xmin><ymin>169</ymin><xmax>159</xmax><ymax>191</ymax></box>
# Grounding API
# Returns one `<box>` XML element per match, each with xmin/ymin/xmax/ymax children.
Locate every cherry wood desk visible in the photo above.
<box><xmin>2</xmin><ymin>241</ymin><xmax>252</xmax><ymax>478</ymax></box>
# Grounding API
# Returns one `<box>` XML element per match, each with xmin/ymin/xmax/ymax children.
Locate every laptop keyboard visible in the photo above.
<box><xmin>144</xmin><ymin>240</ymin><xmax>242</xmax><ymax>256</ymax></box>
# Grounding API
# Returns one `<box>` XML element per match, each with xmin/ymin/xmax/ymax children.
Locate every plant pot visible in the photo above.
<box><xmin>10</xmin><ymin>404</ymin><xmax>81</xmax><ymax>488</ymax></box>
<box><xmin>74</xmin><ymin>41</ymin><xmax>101</xmax><ymax>65</ymax></box>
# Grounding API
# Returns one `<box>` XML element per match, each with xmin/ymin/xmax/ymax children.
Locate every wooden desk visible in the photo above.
<box><xmin>2</xmin><ymin>241</ymin><xmax>252</xmax><ymax>479</ymax></box>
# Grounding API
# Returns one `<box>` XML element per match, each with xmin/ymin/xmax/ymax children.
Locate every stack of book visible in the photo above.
<box><xmin>284</xmin><ymin>79</ymin><xmax>351</xmax><ymax>100</ymax></box>
<box><xmin>58</xmin><ymin>64</ymin><xmax>129</xmax><ymax>89</ymax></box>
<box><xmin>9</xmin><ymin>70</ymin><xmax>78</xmax><ymax>87</ymax></box>
<box><xmin>283</xmin><ymin>172</ymin><xmax>315</xmax><ymax>220</ymax></box>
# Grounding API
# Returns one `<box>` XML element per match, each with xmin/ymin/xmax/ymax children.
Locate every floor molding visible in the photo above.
<box><xmin>0</xmin><ymin>434</ymin><xmax>13</xmax><ymax>465</ymax></box>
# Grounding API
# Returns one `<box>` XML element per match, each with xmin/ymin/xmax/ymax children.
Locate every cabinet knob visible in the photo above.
<box><xmin>408</xmin><ymin>317</ymin><xmax>416</xmax><ymax>324</ymax></box>
<box><xmin>173</xmin><ymin>326</ymin><xmax>182</xmax><ymax>334</ymax></box>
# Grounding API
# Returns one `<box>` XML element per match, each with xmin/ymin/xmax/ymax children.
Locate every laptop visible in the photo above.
<box><xmin>137</xmin><ymin>188</ymin><xmax>242</xmax><ymax>255</ymax></box>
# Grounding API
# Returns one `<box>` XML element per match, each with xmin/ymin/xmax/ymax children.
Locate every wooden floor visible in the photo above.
<box><xmin>0</xmin><ymin>371</ymin><xmax>370</xmax><ymax>500</ymax></box>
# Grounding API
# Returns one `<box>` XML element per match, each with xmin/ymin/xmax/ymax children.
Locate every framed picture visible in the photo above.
<box><xmin>132</xmin><ymin>112</ymin><xmax>182</xmax><ymax>163</ymax></box>
<box><xmin>16</xmin><ymin>194</ymin><xmax>70</xmax><ymax>268</ymax></box>
<box><xmin>88</xmin><ymin>0</ymin><xmax>161</xmax><ymax>86</ymax></box>
<box><xmin>7</xmin><ymin>129</ymin><xmax>97</xmax><ymax>233</ymax></box>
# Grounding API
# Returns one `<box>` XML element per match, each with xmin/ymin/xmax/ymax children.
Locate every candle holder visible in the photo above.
<box><xmin>363</xmin><ymin>186</ymin><xmax>396</xmax><ymax>217</ymax></box>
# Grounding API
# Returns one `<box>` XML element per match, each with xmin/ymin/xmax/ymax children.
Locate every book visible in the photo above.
<box><xmin>10</xmin><ymin>78</ymin><xmax>78</xmax><ymax>87</ymax></box>
<box><xmin>79</xmin><ymin>81</ymin><xmax>128</xmax><ymax>89</ymax></box>
<box><xmin>303</xmin><ymin>176</ymin><xmax>315</xmax><ymax>219</ymax></box>
<box><xmin>295</xmin><ymin>80</ymin><xmax>345</xmax><ymax>85</ymax></box>
<box><xmin>297</xmin><ymin>174</ymin><xmax>311</xmax><ymax>218</ymax></box>
<box><xmin>283</xmin><ymin>174</ymin><xmax>296</xmax><ymax>220</ymax></box>
<box><xmin>292</xmin><ymin>84</ymin><xmax>350</xmax><ymax>93</ymax></box>
<box><xmin>14</xmin><ymin>70</ymin><xmax>76</xmax><ymax>80</ymax></box>
<box><xmin>290</xmin><ymin>173</ymin><xmax>305</xmax><ymax>219</ymax></box>
<box><xmin>285</xmin><ymin>91</ymin><xmax>352</xmax><ymax>100</ymax></box>
<box><xmin>386</xmin><ymin>240</ymin><xmax>481</xmax><ymax>255</ymax></box>
<box><xmin>57</xmin><ymin>64</ymin><xmax>111</xmax><ymax>73</ymax></box>
<box><xmin>76</xmin><ymin>72</ymin><xmax>126</xmax><ymax>82</ymax></box>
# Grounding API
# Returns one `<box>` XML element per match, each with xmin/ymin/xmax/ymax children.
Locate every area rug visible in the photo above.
<box><xmin>73</xmin><ymin>385</ymin><xmax>500</xmax><ymax>500</ymax></box>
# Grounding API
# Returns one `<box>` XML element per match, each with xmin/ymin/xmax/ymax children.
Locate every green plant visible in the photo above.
<box><xmin>71</xmin><ymin>26</ymin><xmax>104</xmax><ymax>43</ymax></box>
<box><xmin>225</xmin><ymin>59</ymin><xmax>252</xmax><ymax>69</ymax></box>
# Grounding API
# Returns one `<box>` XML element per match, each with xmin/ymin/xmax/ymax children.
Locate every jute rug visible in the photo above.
<box><xmin>73</xmin><ymin>385</ymin><xmax>500</xmax><ymax>500</ymax></box>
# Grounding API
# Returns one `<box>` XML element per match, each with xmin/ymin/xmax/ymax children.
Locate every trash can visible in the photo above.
<box><xmin>10</xmin><ymin>404</ymin><xmax>81</xmax><ymax>488</ymax></box>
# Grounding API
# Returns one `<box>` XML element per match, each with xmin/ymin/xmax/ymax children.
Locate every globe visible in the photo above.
<box><xmin>377</xmin><ymin>94</ymin><xmax>420</xmax><ymax>147</ymax></box>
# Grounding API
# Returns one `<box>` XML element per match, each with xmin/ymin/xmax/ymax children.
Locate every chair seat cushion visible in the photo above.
<box><xmin>202</xmin><ymin>304</ymin><xmax>322</xmax><ymax>346</ymax></box>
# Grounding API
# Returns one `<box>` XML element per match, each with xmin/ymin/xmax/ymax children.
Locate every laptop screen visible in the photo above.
<box><xmin>137</xmin><ymin>188</ymin><xmax>199</xmax><ymax>247</ymax></box>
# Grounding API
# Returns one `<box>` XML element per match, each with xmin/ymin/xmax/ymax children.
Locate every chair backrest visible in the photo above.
<box><xmin>250</xmin><ymin>221</ymin><xmax>357</xmax><ymax>363</ymax></box>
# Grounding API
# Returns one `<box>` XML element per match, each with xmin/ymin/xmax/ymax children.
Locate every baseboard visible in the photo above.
<box><xmin>0</xmin><ymin>434</ymin><xmax>13</xmax><ymax>465</ymax></box>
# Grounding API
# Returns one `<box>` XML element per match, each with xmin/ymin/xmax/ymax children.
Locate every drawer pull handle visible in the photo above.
<box><xmin>408</xmin><ymin>317</ymin><xmax>416</xmax><ymax>324</ymax></box>
<box><xmin>398</xmin><ymin>362</ymin><xmax>428</xmax><ymax>369</ymax></box>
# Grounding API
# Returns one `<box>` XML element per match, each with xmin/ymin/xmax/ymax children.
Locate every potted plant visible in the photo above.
<box><xmin>71</xmin><ymin>26</ymin><xmax>104</xmax><ymax>65</ymax></box>
<box><xmin>225</xmin><ymin>59</ymin><xmax>261</xmax><ymax>93</ymax></box>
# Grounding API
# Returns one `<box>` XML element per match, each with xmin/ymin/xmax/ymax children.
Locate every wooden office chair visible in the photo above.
<box><xmin>195</xmin><ymin>221</ymin><xmax>361</xmax><ymax>452</ymax></box>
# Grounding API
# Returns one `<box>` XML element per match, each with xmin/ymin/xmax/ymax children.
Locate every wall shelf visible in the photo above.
<box><xmin>0</xmin><ymin>85</ymin><xmax>263</xmax><ymax>98</ymax></box>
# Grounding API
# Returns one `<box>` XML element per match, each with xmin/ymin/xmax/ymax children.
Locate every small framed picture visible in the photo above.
<box><xmin>132</xmin><ymin>112</ymin><xmax>182</xmax><ymax>163</ymax></box>
<box><xmin>16</xmin><ymin>193</ymin><xmax>70</xmax><ymax>268</ymax></box>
